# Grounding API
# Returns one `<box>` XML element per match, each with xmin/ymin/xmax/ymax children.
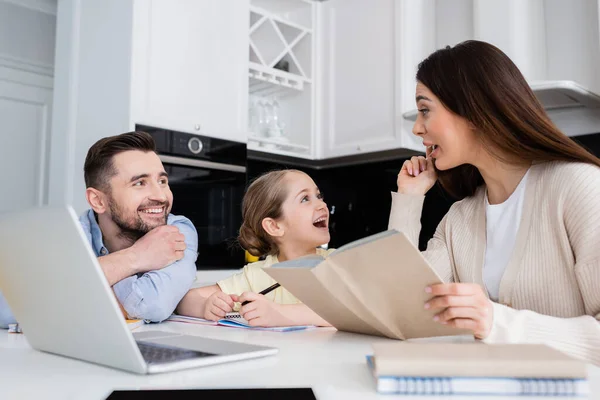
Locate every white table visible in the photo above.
<box><xmin>1</xmin><ymin>322</ymin><xmax>597</xmax><ymax>399</ymax></box>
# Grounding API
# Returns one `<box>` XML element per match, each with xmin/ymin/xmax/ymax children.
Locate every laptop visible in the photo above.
<box><xmin>0</xmin><ymin>206</ymin><xmax>278</xmax><ymax>374</ymax></box>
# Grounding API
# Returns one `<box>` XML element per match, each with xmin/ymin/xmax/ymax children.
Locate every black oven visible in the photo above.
<box><xmin>139</xmin><ymin>125</ymin><xmax>247</xmax><ymax>270</ymax></box>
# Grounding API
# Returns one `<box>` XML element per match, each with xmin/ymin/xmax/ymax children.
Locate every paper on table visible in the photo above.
<box><xmin>167</xmin><ymin>313</ymin><xmax>313</xmax><ymax>332</ymax></box>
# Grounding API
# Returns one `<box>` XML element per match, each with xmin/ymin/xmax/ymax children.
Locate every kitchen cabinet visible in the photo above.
<box><xmin>246</xmin><ymin>0</ymin><xmax>423</xmax><ymax>160</ymax></box>
<box><xmin>131</xmin><ymin>0</ymin><xmax>249</xmax><ymax>143</ymax></box>
<box><xmin>399</xmin><ymin>0</ymin><xmax>600</xmax><ymax>137</ymax></box>
<box><xmin>245</xmin><ymin>0</ymin><xmax>316</xmax><ymax>159</ymax></box>
<box><xmin>318</xmin><ymin>0</ymin><xmax>416</xmax><ymax>159</ymax></box>
<box><xmin>50</xmin><ymin>0</ymin><xmax>250</xmax><ymax>212</ymax></box>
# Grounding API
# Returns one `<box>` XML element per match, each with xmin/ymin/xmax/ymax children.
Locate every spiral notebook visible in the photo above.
<box><xmin>366</xmin><ymin>342</ymin><xmax>589</xmax><ymax>396</ymax></box>
<box><xmin>167</xmin><ymin>313</ymin><xmax>312</xmax><ymax>332</ymax></box>
<box><xmin>366</xmin><ymin>356</ymin><xmax>588</xmax><ymax>396</ymax></box>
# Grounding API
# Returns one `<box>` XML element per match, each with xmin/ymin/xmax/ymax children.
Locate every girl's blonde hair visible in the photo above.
<box><xmin>238</xmin><ymin>169</ymin><xmax>305</xmax><ymax>257</ymax></box>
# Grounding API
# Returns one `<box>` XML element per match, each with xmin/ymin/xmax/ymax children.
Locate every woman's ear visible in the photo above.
<box><xmin>262</xmin><ymin>217</ymin><xmax>284</xmax><ymax>238</ymax></box>
<box><xmin>86</xmin><ymin>188</ymin><xmax>108</xmax><ymax>214</ymax></box>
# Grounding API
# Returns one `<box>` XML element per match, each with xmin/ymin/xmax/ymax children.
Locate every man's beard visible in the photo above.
<box><xmin>108</xmin><ymin>198</ymin><xmax>169</xmax><ymax>243</ymax></box>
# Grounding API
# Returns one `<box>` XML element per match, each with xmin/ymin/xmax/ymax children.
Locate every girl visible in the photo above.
<box><xmin>390</xmin><ymin>40</ymin><xmax>600</xmax><ymax>364</ymax></box>
<box><xmin>177</xmin><ymin>169</ymin><xmax>332</xmax><ymax>327</ymax></box>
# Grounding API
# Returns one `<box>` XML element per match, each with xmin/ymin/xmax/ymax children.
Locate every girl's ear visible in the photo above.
<box><xmin>262</xmin><ymin>217</ymin><xmax>284</xmax><ymax>238</ymax></box>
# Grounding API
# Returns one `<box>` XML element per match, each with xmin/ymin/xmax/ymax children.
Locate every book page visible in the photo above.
<box><xmin>327</xmin><ymin>231</ymin><xmax>467</xmax><ymax>339</ymax></box>
<box><xmin>330</xmin><ymin>229</ymin><xmax>397</xmax><ymax>256</ymax></box>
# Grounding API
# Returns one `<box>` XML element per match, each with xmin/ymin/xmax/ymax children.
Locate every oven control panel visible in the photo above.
<box><xmin>139</xmin><ymin>125</ymin><xmax>246</xmax><ymax>167</ymax></box>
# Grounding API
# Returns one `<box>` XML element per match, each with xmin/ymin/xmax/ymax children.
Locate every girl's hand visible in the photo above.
<box><xmin>425</xmin><ymin>283</ymin><xmax>493</xmax><ymax>339</ymax></box>
<box><xmin>238</xmin><ymin>292</ymin><xmax>291</xmax><ymax>327</ymax></box>
<box><xmin>397</xmin><ymin>147</ymin><xmax>437</xmax><ymax>196</ymax></box>
<box><xmin>203</xmin><ymin>291</ymin><xmax>236</xmax><ymax>321</ymax></box>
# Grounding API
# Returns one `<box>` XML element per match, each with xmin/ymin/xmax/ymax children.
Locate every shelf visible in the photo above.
<box><xmin>250</xmin><ymin>3</ymin><xmax>313</xmax><ymax>32</ymax></box>
<box><xmin>249</xmin><ymin>62</ymin><xmax>310</xmax><ymax>97</ymax></box>
<box><xmin>249</xmin><ymin>3</ymin><xmax>312</xmax><ymax>80</ymax></box>
<box><xmin>247</xmin><ymin>138</ymin><xmax>313</xmax><ymax>158</ymax></box>
<box><xmin>250</xmin><ymin>18</ymin><xmax>287</xmax><ymax>66</ymax></box>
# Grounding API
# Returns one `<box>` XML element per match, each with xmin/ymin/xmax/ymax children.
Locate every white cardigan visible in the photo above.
<box><xmin>389</xmin><ymin>161</ymin><xmax>600</xmax><ymax>365</ymax></box>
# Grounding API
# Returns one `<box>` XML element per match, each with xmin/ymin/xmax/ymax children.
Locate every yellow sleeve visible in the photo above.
<box><xmin>217</xmin><ymin>260</ymin><xmax>271</xmax><ymax>295</ymax></box>
<box><xmin>217</xmin><ymin>268</ymin><xmax>252</xmax><ymax>295</ymax></box>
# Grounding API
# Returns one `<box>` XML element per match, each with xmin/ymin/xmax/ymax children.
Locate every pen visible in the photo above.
<box><xmin>241</xmin><ymin>283</ymin><xmax>281</xmax><ymax>306</ymax></box>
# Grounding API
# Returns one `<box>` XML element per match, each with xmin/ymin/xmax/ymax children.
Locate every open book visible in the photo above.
<box><xmin>264</xmin><ymin>229</ymin><xmax>469</xmax><ymax>340</ymax></box>
<box><xmin>167</xmin><ymin>313</ymin><xmax>311</xmax><ymax>332</ymax></box>
<box><xmin>367</xmin><ymin>342</ymin><xmax>588</xmax><ymax>396</ymax></box>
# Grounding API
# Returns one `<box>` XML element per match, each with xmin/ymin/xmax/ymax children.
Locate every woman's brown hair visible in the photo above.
<box><xmin>238</xmin><ymin>169</ymin><xmax>305</xmax><ymax>257</ymax></box>
<box><xmin>416</xmin><ymin>40</ymin><xmax>600</xmax><ymax>199</ymax></box>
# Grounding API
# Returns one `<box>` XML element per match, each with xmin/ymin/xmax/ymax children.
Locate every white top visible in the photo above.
<box><xmin>483</xmin><ymin>170</ymin><xmax>530</xmax><ymax>301</ymax></box>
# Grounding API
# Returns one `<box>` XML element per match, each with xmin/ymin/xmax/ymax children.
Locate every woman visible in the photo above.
<box><xmin>390</xmin><ymin>40</ymin><xmax>600</xmax><ymax>365</ymax></box>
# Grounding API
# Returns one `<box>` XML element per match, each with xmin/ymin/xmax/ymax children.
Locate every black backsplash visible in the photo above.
<box><xmin>247</xmin><ymin>155</ymin><xmax>455</xmax><ymax>251</ymax></box>
<box><xmin>247</xmin><ymin>132</ymin><xmax>600</xmax><ymax>251</ymax></box>
<box><xmin>572</xmin><ymin>132</ymin><xmax>600</xmax><ymax>157</ymax></box>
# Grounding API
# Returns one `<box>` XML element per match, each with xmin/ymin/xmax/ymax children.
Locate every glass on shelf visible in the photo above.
<box><xmin>249</xmin><ymin>96</ymin><xmax>290</xmax><ymax>149</ymax></box>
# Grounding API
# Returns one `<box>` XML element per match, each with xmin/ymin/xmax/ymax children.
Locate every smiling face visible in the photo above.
<box><xmin>276</xmin><ymin>171</ymin><xmax>330</xmax><ymax>250</ymax></box>
<box><xmin>103</xmin><ymin>150</ymin><xmax>173</xmax><ymax>239</ymax></box>
<box><xmin>412</xmin><ymin>82</ymin><xmax>480</xmax><ymax>170</ymax></box>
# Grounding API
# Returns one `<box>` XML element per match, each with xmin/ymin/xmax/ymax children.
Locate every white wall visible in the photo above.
<box><xmin>0</xmin><ymin>0</ymin><xmax>56</xmax><ymax>213</ymax></box>
<box><xmin>545</xmin><ymin>0</ymin><xmax>600</xmax><ymax>94</ymax></box>
<box><xmin>0</xmin><ymin>1</ymin><xmax>56</xmax><ymax>68</ymax></box>
<box><xmin>48</xmin><ymin>0</ymin><xmax>134</xmax><ymax>213</ymax></box>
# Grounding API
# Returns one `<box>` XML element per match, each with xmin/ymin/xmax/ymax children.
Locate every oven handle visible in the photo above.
<box><xmin>159</xmin><ymin>155</ymin><xmax>246</xmax><ymax>173</ymax></box>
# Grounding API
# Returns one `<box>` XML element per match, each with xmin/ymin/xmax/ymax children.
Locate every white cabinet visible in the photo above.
<box><xmin>246</xmin><ymin>0</ymin><xmax>316</xmax><ymax>158</ymax></box>
<box><xmin>50</xmin><ymin>0</ymin><xmax>250</xmax><ymax>212</ymax></box>
<box><xmin>247</xmin><ymin>0</ymin><xmax>423</xmax><ymax>160</ymax></box>
<box><xmin>398</xmin><ymin>0</ymin><xmax>600</xmax><ymax>136</ymax></box>
<box><xmin>318</xmin><ymin>0</ymin><xmax>410</xmax><ymax>159</ymax></box>
<box><xmin>132</xmin><ymin>0</ymin><xmax>249</xmax><ymax>143</ymax></box>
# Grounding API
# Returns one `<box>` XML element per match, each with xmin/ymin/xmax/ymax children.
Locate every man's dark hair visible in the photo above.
<box><xmin>84</xmin><ymin>131</ymin><xmax>156</xmax><ymax>191</ymax></box>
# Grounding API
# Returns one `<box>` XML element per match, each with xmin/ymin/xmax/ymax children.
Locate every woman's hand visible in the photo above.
<box><xmin>238</xmin><ymin>292</ymin><xmax>291</xmax><ymax>327</ymax></box>
<box><xmin>425</xmin><ymin>283</ymin><xmax>493</xmax><ymax>339</ymax></box>
<box><xmin>397</xmin><ymin>147</ymin><xmax>437</xmax><ymax>196</ymax></box>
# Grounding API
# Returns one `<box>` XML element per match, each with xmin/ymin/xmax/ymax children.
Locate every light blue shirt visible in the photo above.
<box><xmin>0</xmin><ymin>209</ymin><xmax>198</xmax><ymax>328</ymax></box>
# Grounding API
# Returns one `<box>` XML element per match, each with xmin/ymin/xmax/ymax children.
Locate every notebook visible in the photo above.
<box><xmin>367</xmin><ymin>342</ymin><xmax>589</xmax><ymax>396</ymax></box>
<box><xmin>167</xmin><ymin>313</ymin><xmax>312</xmax><ymax>332</ymax></box>
<box><xmin>264</xmin><ymin>230</ymin><xmax>469</xmax><ymax>339</ymax></box>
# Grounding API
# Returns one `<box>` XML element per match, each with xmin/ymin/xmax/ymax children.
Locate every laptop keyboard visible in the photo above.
<box><xmin>137</xmin><ymin>341</ymin><xmax>216</xmax><ymax>365</ymax></box>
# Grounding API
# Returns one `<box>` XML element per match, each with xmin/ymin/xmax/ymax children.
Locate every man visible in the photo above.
<box><xmin>0</xmin><ymin>131</ymin><xmax>198</xmax><ymax>327</ymax></box>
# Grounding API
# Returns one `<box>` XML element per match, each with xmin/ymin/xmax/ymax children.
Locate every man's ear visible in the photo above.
<box><xmin>261</xmin><ymin>217</ymin><xmax>284</xmax><ymax>238</ymax></box>
<box><xmin>86</xmin><ymin>187</ymin><xmax>108</xmax><ymax>214</ymax></box>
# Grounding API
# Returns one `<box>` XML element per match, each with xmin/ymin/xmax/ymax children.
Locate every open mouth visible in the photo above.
<box><xmin>139</xmin><ymin>207</ymin><xmax>165</xmax><ymax>216</ymax></box>
<box><xmin>313</xmin><ymin>216</ymin><xmax>328</xmax><ymax>229</ymax></box>
<box><xmin>430</xmin><ymin>144</ymin><xmax>440</xmax><ymax>158</ymax></box>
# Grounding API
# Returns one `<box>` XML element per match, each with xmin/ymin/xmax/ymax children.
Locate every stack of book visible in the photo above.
<box><xmin>367</xmin><ymin>342</ymin><xmax>588</xmax><ymax>396</ymax></box>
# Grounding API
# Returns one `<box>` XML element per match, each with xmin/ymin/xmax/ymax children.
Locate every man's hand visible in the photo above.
<box><xmin>203</xmin><ymin>292</ymin><xmax>238</xmax><ymax>321</ymax></box>
<box><xmin>426</xmin><ymin>283</ymin><xmax>493</xmax><ymax>339</ymax></box>
<box><xmin>127</xmin><ymin>225</ymin><xmax>186</xmax><ymax>273</ymax></box>
<box><xmin>238</xmin><ymin>292</ymin><xmax>291</xmax><ymax>327</ymax></box>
